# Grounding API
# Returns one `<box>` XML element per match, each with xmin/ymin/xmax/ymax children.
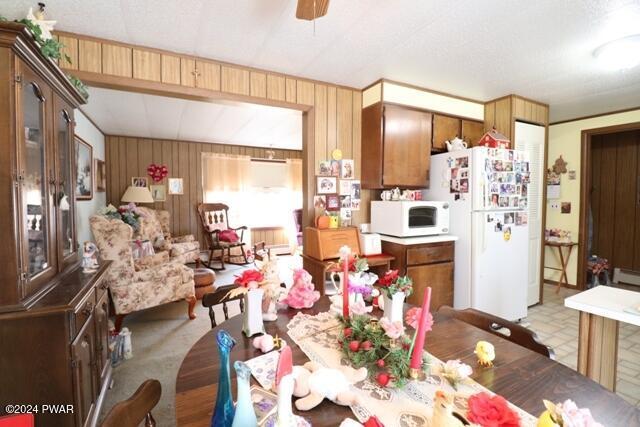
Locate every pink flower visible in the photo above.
<box><xmin>350</xmin><ymin>299</ymin><xmax>372</xmax><ymax>315</ymax></box>
<box><xmin>379</xmin><ymin>317</ymin><xmax>405</xmax><ymax>339</ymax></box>
<box><xmin>234</xmin><ymin>270</ymin><xmax>264</xmax><ymax>288</ymax></box>
<box><xmin>404</xmin><ymin>307</ymin><xmax>433</xmax><ymax>331</ymax></box>
<box><xmin>467</xmin><ymin>392</ymin><xmax>520</xmax><ymax>427</ymax></box>
<box><xmin>557</xmin><ymin>400</ymin><xmax>603</xmax><ymax>427</ymax></box>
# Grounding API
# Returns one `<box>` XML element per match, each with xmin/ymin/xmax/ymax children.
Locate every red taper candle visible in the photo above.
<box><xmin>342</xmin><ymin>255</ymin><xmax>350</xmax><ymax>318</ymax></box>
<box><xmin>409</xmin><ymin>286</ymin><xmax>432</xmax><ymax>370</ymax></box>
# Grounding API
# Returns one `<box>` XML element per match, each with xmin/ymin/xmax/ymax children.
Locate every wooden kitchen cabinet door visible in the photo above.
<box><xmin>382</xmin><ymin>105</ymin><xmax>432</xmax><ymax>188</ymax></box>
<box><xmin>433</xmin><ymin>114</ymin><xmax>460</xmax><ymax>152</ymax></box>
<box><xmin>406</xmin><ymin>262</ymin><xmax>454</xmax><ymax>309</ymax></box>
<box><xmin>462</xmin><ymin>120</ymin><xmax>484</xmax><ymax>147</ymax></box>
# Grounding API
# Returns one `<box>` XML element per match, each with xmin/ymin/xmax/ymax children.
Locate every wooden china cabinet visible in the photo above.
<box><xmin>0</xmin><ymin>23</ymin><xmax>112</xmax><ymax>427</ymax></box>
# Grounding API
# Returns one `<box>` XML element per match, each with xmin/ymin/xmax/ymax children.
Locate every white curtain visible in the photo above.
<box><xmin>201</xmin><ymin>153</ymin><xmax>252</xmax><ymax>195</ymax></box>
<box><xmin>286</xmin><ymin>158</ymin><xmax>303</xmax><ymax>193</ymax></box>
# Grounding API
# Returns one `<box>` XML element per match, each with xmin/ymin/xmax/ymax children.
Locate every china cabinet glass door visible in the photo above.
<box><xmin>56</xmin><ymin>101</ymin><xmax>77</xmax><ymax>269</ymax></box>
<box><xmin>19</xmin><ymin>66</ymin><xmax>55</xmax><ymax>296</ymax></box>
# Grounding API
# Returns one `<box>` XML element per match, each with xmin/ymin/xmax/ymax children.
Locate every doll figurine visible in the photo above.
<box><xmin>282</xmin><ymin>269</ymin><xmax>320</xmax><ymax>309</ymax></box>
<box><xmin>81</xmin><ymin>241</ymin><xmax>99</xmax><ymax>273</ymax></box>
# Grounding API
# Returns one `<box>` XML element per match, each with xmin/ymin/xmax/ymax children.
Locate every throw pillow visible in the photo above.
<box><xmin>218</xmin><ymin>229</ymin><xmax>239</xmax><ymax>243</ymax></box>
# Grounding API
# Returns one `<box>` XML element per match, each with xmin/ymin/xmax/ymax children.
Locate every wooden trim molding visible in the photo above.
<box><xmin>550</xmin><ymin>106</ymin><xmax>640</xmax><ymax>126</ymax></box>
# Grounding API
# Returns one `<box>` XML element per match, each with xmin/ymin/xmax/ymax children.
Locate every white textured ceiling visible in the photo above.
<box><xmin>81</xmin><ymin>87</ymin><xmax>302</xmax><ymax>149</ymax></box>
<box><xmin>3</xmin><ymin>1</ymin><xmax>640</xmax><ymax>122</ymax></box>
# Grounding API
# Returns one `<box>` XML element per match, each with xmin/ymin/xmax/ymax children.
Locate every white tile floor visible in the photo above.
<box><xmin>526</xmin><ymin>284</ymin><xmax>640</xmax><ymax>407</ymax></box>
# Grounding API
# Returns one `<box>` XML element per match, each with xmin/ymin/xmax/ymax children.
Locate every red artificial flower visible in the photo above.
<box><xmin>378</xmin><ymin>270</ymin><xmax>399</xmax><ymax>287</ymax></box>
<box><xmin>234</xmin><ymin>269</ymin><xmax>264</xmax><ymax>288</ymax></box>
<box><xmin>467</xmin><ymin>392</ymin><xmax>521</xmax><ymax>427</ymax></box>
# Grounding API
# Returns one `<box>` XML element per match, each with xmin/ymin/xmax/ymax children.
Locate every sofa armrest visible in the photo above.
<box><xmin>133</xmin><ymin>261</ymin><xmax>193</xmax><ymax>283</ymax></box>
<box><xmin>134</xmin><ymin>251</ymin><xmax>170</xmax><ymax>271</ymax></box>
<box><xmin>171</xmin><ymin>234</ymin><xmax>195</xmax><ymax>243</ymax></box>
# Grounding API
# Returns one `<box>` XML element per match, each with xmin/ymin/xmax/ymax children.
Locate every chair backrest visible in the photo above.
<box><xmin>101</xmin><ymin>379</ymin><xmax>161</xmax><ymax>427</ymax></box>
<box><xmin>89</xmin><ymin>215</ymin><xmax>135</xmax><ymax>271</ymax></box>
<box><xmin>197</xmin><ymin>203</ymin><xmax>231</xmax><ymax>245</ymax></box>
<box><xmin>201</xmin><ymin>284</ymin><xmax>245</xmax><ymax>329</ymax></box>
<box><xmin>438</xmin><ymin>306</ymin><xmax>555</xmax><ymax>359</ymax></box>
<box><xmin>136</xmin><ymin>207</ymin><xmax>164</xmax><ymax>241</ymax></box>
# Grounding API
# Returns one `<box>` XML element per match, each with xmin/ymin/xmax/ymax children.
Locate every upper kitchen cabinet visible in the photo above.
<box><xmin>432</xmin><ymin>114</ymin><xmax>484</xmax><ymax>152</ymax></box>
<box><xmin>461</xmin><ymin>119</ymin><xmax>485</xmax><ymax>147</ymax></box>
<box><xmin>362</xmin><ymin>103</ymin><xmax>432</xmax><ymax>189</ymax></box>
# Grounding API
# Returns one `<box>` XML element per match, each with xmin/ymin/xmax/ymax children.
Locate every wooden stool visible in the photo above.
<box><xmin>194</xmin><ymin>268</ymin><xmax>216</xmax><ymax>300</ymax></box>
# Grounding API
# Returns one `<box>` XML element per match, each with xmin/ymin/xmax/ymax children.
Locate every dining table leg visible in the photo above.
<box><xmin>577</xmin><ymin>311</ymin><xmax>619</xmax><ymax>391</ymax></box>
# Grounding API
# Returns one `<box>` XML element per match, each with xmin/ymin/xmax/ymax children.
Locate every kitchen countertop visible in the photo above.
<box><xmin>378</xmin><ymin>234</ymin><xmax>458</xmax><ymax>245</ymax></box>
<box><xmin>564</xmin><ymin>286</ymin><xmax>640</xmax><ymax>327</ymax></box>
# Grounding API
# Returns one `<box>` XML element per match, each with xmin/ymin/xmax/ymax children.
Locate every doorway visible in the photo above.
<box><xmin>578</xmin><ymin>123</ymin><xmax>640</xmax><ymax>289</ymax></box>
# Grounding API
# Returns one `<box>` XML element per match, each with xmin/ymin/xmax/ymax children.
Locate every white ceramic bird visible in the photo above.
<box><xmin>474</xmin><ymin>341</ymin><xmax>496</xmax><ymax>367</ymax></box>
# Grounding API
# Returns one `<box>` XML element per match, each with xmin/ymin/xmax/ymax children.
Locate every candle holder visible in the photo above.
<box><xmin>409</xmin><ymin>367</ymin><xmax>426</xmax><ymax>381</ymax></box>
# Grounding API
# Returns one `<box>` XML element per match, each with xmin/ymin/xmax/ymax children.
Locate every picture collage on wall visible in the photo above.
<box><xmin>315</xmin><ymin>157</ymin><xmax>359</xmax><ymax>227</ymax></box>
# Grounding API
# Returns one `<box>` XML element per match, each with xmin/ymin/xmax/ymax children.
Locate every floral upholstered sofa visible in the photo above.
<box><xmin>90</xmin><ymin>215</ymin><xmax>196</xmax><ymax>331</ymax></box>
<box><xmin>137</xmin><ymin>207</ymin><xmax>201</xmax><ymax>264</ymax></box>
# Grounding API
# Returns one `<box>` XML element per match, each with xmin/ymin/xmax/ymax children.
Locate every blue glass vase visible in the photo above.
<box><xmin>232</xmin><ymin>361</ymin><xmax>258</xmax><ymax>427</ymax></box>
<box><xmin>211</xmin><ymin>330</ymin><xmax>236</xmax><ymax>427</ymax></box>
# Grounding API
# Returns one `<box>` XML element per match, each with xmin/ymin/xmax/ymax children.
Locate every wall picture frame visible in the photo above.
<box><xmin>132</xmin><ymin>176</ymin><xmax>149</xmax><ymax>188</ymax></box>
<box><xmin>168</xmin><ymin>178</ymin><xmax>184</xmax><ymax>195</ymax></box>
<box><xmin>316</xmin><ymin>176</ymin><xmax>337</xmax><ymax>194</ymax></box>
<box><xmin>149</xmin><ymin>185</ymin><xmax>166</xmax><ymax>202</ymax></box>
<box><xmin>95</xmin><ymin>159</ymin><xmax>106</xmax><ymax>192</ymax></box>
<box><xmin>75</xmin><ymin>136</ymin><xmax>93</xmax><ymax>200</ymax></box>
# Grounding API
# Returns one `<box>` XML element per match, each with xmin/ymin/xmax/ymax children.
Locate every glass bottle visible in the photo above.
<box><xmin>232</xmin><ymin>361</ymin><xmax>257</xmax><ymax>427</ymax></box>
<box><xmin>211</xmin><ymin>330</ymin><xmax>236</xmax><ymax>427</ymax></box>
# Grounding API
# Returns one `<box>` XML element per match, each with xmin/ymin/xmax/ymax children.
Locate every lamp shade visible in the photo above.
<box><xmin>121</xmin><ymin>186</ymin><xmax>154</xmax><ymax>203</ymax></box>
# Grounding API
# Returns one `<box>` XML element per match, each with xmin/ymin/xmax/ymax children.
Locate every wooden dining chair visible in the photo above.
<box><xmin>101</xmin><ymin>379</ymin><xmax>161</xmax><ymax>427</ymax></box>
<box><xmin>438</xmin><ymin>306</ymin><xmax>555</xmax><ymax>359</ymax></box>
<box><xmin>201</xmin><ymin>284</ymin><xmax>245</xmax><ymax>329</ymax></box>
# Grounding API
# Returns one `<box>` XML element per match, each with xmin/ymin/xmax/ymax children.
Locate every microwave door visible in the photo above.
<box><xmin>408</xmin><ymin>206</ymin><xmax>437</xmax><ymax>228</ymax></box>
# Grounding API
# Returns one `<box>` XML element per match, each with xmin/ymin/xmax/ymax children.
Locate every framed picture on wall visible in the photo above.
<box><xmin>168</xmin><ymin>178</ymin><xmax>184</xmax><ymax>195</ymax></box>
<box><xmin>132</xmin><ymin>177</ymin><xmax>149</xmax><ymax>188</ymax></box>
<box><xmin>317</xmin><ymin>176</ymin><xmax>337</xmax><ymax>194</ymax></box>
<box><xmin>149</xmin><ymin>185</ymin><xmax>166</xmax><ymax>202</ymax></box>
<box><xmin>75</xmin><ymin>136</ymin><xmax>93</xmax><ymax>200</ymax></box>
<box><xmin>95</xmin><ymin>159</ymin><xmax>106</xmax><ymax>192</ymax></box>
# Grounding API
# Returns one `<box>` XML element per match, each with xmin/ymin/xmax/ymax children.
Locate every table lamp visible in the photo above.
<box><xmin>121</xmin><ymin>186</ymin><xmax>154</xmax><ymax>204</ymax></box>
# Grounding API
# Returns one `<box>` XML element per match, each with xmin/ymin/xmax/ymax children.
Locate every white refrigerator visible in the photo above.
<box><xmin>426</xmin><ymin>147</ymin><xmax>530</xmax><ymax>321</ymax></box>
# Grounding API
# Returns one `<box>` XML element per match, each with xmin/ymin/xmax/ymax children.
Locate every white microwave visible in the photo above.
<box><xmin>370</xmin><ymin>201</ymin><xmax>450</xmax><ymax>237</ymax></box>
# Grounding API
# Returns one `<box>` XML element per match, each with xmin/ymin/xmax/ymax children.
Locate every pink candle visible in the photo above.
<box><xmin>342</xmin><ymin>256</ymin><xmax>350</xmax><ymax>318</ymax></box>
<box><xmin>409</xmin><ymin>287</ymin><xmax>432</xmax><ymax>370</ymax></box>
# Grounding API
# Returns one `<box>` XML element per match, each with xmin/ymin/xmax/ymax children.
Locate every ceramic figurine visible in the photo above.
<box><xmin>253</xmin><ymin>334</ymin><xmax>287</xmax><ymax>353</ymax></box>
<box><xmin>390</xmin><ymin>187</ymin><xmax>401</xmax><ymax>201</ymax></box>
<box><xmin>264</xmin><ymin>347</ymin><xmax>310</xmax><ymax>427</ymax></box>
<box><xmin>81</xmin><ymin>241</ymin><xmax>99</xmax><ymax>273</ymax></box>
<box><xmin>291</xmin><ymin>362</ymin><xmax>368</xmax><ymax>411</ymax></box>
<box><xmin>474</xmin><ymin>341</ymin><xmax>496</xmax><ymax>366</ymax></box>
<box><xmin>256</xmin><ymin>254</ymin><xmax>282</xmax><ymax>321</ymax></box>
<box><xmin>232</xmin><ymin>361</ymin><xmax>258</xmax><ymax>427</ymax></box>
<box><xmin>212</xmin><ymin>330</ymin><xmax>236</xmax><ymax>427</ymax></box>
<box><xmin>281</xmin><ymin>269</ymin><xmax>320</xmax><ymax>309</ymax></box>
<box><xmin>431</xmin><ymin>390</ymin><xmax>468</xmax><ymax>427</ymax></box>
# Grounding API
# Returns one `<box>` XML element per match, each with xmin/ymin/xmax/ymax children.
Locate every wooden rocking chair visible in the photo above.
<box><xmin>197</xmin><ymin>203</ymin><xmax>250</xmax><ymax>270</ymax></box>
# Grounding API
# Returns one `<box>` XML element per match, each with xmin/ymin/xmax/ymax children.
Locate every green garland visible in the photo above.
<box><xmin>0</xmin><ymin>15</ymin><xmax>89</xmax><ymax>100</ymax></box>
<box><xmin>337</xmin><ymin>314</ymin><xmax>430</xmax><ymax>388</ymax></box>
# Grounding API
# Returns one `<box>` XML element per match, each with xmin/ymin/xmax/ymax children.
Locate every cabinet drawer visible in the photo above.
<box><xmin>95</xmin><ymin>277</ymin><xmax>108</xmax><ymax>304</ymax></box>
<box><xmin>407</xmin><ymin>262</ymin><xmax>454</xmax><ymax>310</ymax></box>
<box><xmin>406</xmin><ymin>242</ymin><xmax>454</xmax><ymax>266</ymax></box>
<box><xmin>73</xmin><ymin>289</ymin><xmax>96</xmax><ymax>337</ymax></box>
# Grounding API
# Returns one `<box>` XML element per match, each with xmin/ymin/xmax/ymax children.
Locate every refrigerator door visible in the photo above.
<box><xmin>471</xmin><ymin>210</ymin><xmax>529</xmax><ymax>321</ymax></box>
<box><xmin>472</xmin><ymin>147</ymin><xmax>529</xmax><ymax>212</ymax></box>
<box><xmin>426</xmin><ymin>151</ymin><xmax>473</xmax><ymax>309</ymax></box>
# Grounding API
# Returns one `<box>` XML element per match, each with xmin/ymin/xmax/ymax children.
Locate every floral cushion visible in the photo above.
<box><xmin>134</xmin><ymin>251</ymin><xmax>170</xmax><ymax>271</ymax></box>
<box><xmin>136</xmin><ymin>207</ymin><xmax>200</xmax><ymax>263</ymax></box>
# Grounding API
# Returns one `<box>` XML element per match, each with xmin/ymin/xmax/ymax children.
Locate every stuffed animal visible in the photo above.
<box><xmin>431</xmin><ymin>390</ymin><xmax>468</xmax><ymax>427</ymax></box>
<box><xmin>474</xmin><ymin>341</ymin><xmax>495</xmax><ymax>367</ymax></box>
<box><xmin>291</xmin><ymin>362</ymin><xmax>367</xmax><ymax>411</ymax></box>
<box><xmin>282</xmin><ymin>269</ymin><xmax>320</xmax><ymax>309</ymax></box>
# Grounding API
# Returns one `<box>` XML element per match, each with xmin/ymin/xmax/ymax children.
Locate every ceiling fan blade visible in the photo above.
<box><xmin>296</xmin><ymin>0</ymin><xmax>330</xmax><ymax>20</ymax></box>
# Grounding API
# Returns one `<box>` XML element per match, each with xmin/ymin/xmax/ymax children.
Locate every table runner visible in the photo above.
<box><xmin>287</xmin><ymin>311</ymin><xmax>538</xmax><ymax>426</ymax></box>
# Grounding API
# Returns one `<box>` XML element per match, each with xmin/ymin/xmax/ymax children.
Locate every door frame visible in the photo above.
<box><xmin>577</xmin><ymin>121</ymin><xmax>640</xmax><ymax>290</ymax></box>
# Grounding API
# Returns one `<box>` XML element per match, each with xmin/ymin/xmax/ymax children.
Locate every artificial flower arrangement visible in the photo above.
<box><xmin>466</xmin><ymin>392</ymin><xmax>521</xmax><ymax>427</ymax></box>
<box><xmin>99</xmin><ymin>203</ymin><xmax>145</xmax><ymax>232</ymax></box>
<box><xmin>328</xmin><ymin>249</ymin><xmax>379</xmax><ymax>295</ymax></box>
<box><xmin>538</xmin><ymin>399</ymin><xmax>603</xmax><ymax>427</ymax></box>
<box><xmin>377</xmin><ymin>269</ymin><xmax>413</xmax><ymax>299</ymax></box>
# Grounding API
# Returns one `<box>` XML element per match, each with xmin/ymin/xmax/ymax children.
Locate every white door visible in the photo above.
<box><xmin>471</xmin><ymin>211</ymin><xmax>529</xmax><ymax>321</ymax></box>
<box><xmin>514</xmin><ymin>122</ymin><xmax>546</xmax><ymax>306</ymax></box>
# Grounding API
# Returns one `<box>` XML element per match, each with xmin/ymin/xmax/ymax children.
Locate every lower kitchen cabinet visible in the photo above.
<box><xmin>381</xmin><ymin>239</ymin><xmax>455</xmax><ymax>309</ymax></box>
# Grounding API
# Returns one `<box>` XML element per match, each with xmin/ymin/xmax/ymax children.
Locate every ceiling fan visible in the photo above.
<box><xmin>296</xmin><ymin>0</ymin><xmax>330</xmax><ymax>20</ymax></box>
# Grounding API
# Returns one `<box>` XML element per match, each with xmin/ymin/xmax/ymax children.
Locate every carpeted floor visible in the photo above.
<box><xmin>99</xmin><ymin>266</ymin><xmax>640</xmax><ymax>425</ymax></box>
<box><xmin>98</xmin><ymin>256</ymin><xmax>301</xmax><ymax>426</ymax></box>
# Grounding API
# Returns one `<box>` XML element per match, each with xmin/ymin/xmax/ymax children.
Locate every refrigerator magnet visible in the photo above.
<box><xmin>503</xmin><ymin>226</ymin><xmax>512</xmax><ymax>241</ymax></box>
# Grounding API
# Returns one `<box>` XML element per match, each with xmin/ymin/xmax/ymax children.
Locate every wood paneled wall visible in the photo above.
<box><xmin>252</xmin><ymin>227</ymin><xmax>289</xmax><ymax>249</ymax></box>
<box><xmin>105</xmin><ymin>136</ymin><xmax>302</xmax><ymax>248</ymax></box>
<box><xmin>484</xmin><ymin>95</ymin><xmax>549</xmax><ymax>140</ymax></box>
<box><xmin>590</xmin><ymin>130</ymin><xmax>640</xmax><ymax>271</ymax></box>
<box><xmin>56</xmin><ymin>30</ymin><xmax>370</xmax><ymax>228</ymax></box>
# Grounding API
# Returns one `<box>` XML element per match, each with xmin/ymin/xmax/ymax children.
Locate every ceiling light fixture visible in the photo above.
<box><xmin>593</xmin><ymin>34</ymin><xmax>640</xmax><ymax>70</ymax></box>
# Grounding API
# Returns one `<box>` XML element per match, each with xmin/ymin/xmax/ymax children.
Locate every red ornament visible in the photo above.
<box><xmin>376</xmin><ymin>359</ymin><xmax>385</xmax><ymax>368</ymax></box>
<box><xmin>361</xmin><ymin>340</ymin><xmax>372</xmax><ymax>351</ymax></box>
<box><xmin>343</xmin><ymin>328</ymin><xmax>352</xmax><ymax>338</ymax></box>
<box><xmin>363</xmin><ymin>416</ymin><xmax>384</xmax><ymax>427</ymax></box>
<box><xmin>147</xmin><ymin>163</ymin><xmax>169</xmax><ymax>182</ymax></box>
<box><xmin>348</xmin><ymin>340</ymin><xmax>360</xmax><ymax>352</ymax></box>
<box><xmin>375</xmin><ymin>372</ymin><xmax>390</xmax><ymax>387</ymax></box>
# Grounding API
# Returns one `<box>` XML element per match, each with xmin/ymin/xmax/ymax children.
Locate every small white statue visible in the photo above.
<box><xmin>445</xmin><ymin>136</ymin><xmax>468</xmax><ymax>152</ymax></box>
<box><xmin>390</xmin><ymin>187</ymin><xmax>401</xmax><ymax>201</ymax></box>
<box><xmin>81</xmin><ymin>241</ymin><xmax>99</xmax><ymax>273</ymax></box>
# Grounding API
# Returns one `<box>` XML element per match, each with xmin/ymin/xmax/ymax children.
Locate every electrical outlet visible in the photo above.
<box><xmin>550</xmin><ymin>202</ymin><xmax>560</xmax><ymax>210</ymax></box>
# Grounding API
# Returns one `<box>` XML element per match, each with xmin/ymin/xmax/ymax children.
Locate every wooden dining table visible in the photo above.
<box><xmin>175</xmin><ymin>298</ymin><xmax>640</xmax><ymax>427</ymax></box>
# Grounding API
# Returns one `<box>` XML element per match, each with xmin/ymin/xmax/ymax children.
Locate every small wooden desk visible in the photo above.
<box><xmin>544</xmin><ymin>240</ymin><xmax>577</xmax><ymax>293</ymax></box>
<box><xmin>565</xmin><ymin>286</ymin><xmax>640</xmax><ymax>392</ymax></box>
<box><xmin>302</xmin><ymin>253</ymin><xmax>395</xmax><ymax>296</ymax></box>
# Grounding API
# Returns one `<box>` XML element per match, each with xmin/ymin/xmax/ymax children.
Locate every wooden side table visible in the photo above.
<box><xmin>302</xmin><ymin>253</ymin><xmax>395</xmax><ymax>296</ymax></box>
<box><xmin>544</xmin><ymin>240</ymin><xmax>578</xmax><ymax>293</ymax></box>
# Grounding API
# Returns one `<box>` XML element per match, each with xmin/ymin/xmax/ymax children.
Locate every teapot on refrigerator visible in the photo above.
<box><xmin>445</xmin><ymin>136</ymin><xmax>468</xmax><ymax>152</ymax></box>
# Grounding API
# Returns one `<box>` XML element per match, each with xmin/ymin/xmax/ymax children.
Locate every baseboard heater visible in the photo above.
<box><xmin>612</xmin><ymin>268</ymin><xmax>640</xmax><ymax>287</ymax></box>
